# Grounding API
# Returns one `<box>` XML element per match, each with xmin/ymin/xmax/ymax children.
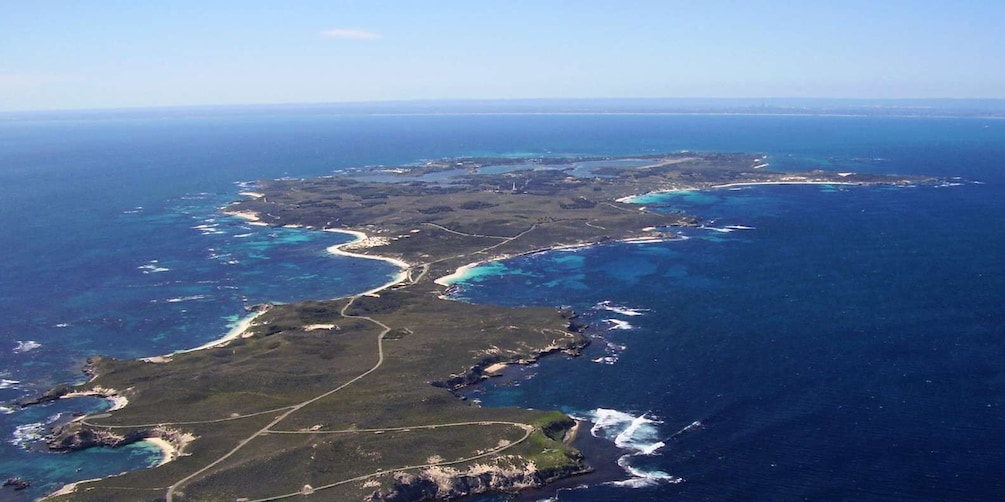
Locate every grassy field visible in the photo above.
<box><xmin>44</xmin><ymin>153</ymin><xmax>927</xmax><ymax>501</ymax></box>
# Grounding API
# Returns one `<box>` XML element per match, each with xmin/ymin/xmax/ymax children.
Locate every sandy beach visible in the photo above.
<box><xmin>142</xmin><ymin>430</ymin><xmax>195</xmax><ymax>467</ymax></box>
<box><xmin>183</xmin><ymin>310</ymin><xmax>262</xmax><ymax>352</ymax></box>
<box><xmin>140</xmin><ymin>310</ymin><xmax>264</xmax><ymax>363</ymax></box>
<box><xmin>324</xmin><ymin>228</ymin><xmax>410</xmax><ymax>295</ymax></box>
<box><xmin>434</xmin><ymin>262</ymin><xmax>482</xmax><ymax>287</ymax></box>
<box><xmin>483</xmin><ymin>362</ymin><xmax>508</xmax><ymax>374</ymax></box>
<box><xmin>141</xmin><ymin>228</ymin><xmax>409</xmax><ymax>362</ymax></box>
<box><xmin>435</xmin><ymin>235</ymin><xmax>675</xmax><ymax>288</ymax></box>
<box><xmin>222</xmin><ymin>208</ymin><xmax>262</xmax><ymax>222</ymax></box>
<box><xmin>62</xmin><ymin>387</ymin><xmax>128</xmax><ymax>412</ymax></box>
<box><xmin>707</xmin><ymin>180</ymin><xmax>860</xmax><ymax>190</ymax></box>
<box><xmin>45</xmin><ymin>431</ymin><xmax>193</xmax><ymax>498</ymax></box>
<box><xmin>144</xmin><ymin>437</ymin><xmax>177</xmax><ymax>466</ymax></box>
<box><xmin>617</xmin><ymin>180</ymin><xmax>863</xmax><ymax>203</ymax></box>
<box><xmin>46</xmin><ymin>478</ymin><xmax>102</xmax><ymax>498</ymax></box>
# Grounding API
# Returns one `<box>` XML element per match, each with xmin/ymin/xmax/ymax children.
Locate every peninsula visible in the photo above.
<box><xmin>37</xmin><ymin>153</ymin><xmax>932</xmax><ymax>501</ymax></box>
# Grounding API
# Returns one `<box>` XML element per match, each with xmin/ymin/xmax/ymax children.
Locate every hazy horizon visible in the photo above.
<box><xmin>3</xmin><ymin>1</ymin><xmax>1004</xmax><ymax>112</ymax></box>
<box><xmin>5</xmin><ymin>97</ymin><xmax>1005</xmax><ymax>118</ymax></box>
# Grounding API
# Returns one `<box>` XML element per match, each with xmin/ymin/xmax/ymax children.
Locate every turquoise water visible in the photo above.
<box><xmin>458</xmin><ymin>180</ymin><xmax>1005</xmax><ymax>499</ymax></box>
<box><xmin>1</xmin><ymin>110</ymin><xmax>1003</xmax><ymax>499</ymax></box>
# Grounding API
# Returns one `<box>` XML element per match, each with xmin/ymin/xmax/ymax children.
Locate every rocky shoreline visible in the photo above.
<box><xmin>434</xmin><ymin>309</ymin><xmax>590</xmax><ymax>392</ymax></box>
<box><xmin>367</xmin><ymin>453</ymin><xmax>590</xmax><ymax>501</ymax></box>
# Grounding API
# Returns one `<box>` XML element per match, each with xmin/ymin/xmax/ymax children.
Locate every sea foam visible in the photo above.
<box><xmin>605</xmin><ymin>319</ymin><xmax>635</xmax><ymax>330</ymax></box>
<box><xmin>10</xmin><ymin>422</ymin><xmax>45</xmax><ymax>448</ymax></box>
<box><xmin>138</xmin><ymin>260</ymin><xmax>170</xmax><ymax>273</ymax></box>
<box><xmin>580</xmin><ymin>408</ymin><xmax>685</xmax><ymax>487</ymax></box>
<box><xmin>596</xmin><ymin>300</ymin><xmax>649</xmax><ymax>316</ymax></box>
<box><xmin>13</xmin><ymin>340</ymin><xmax>41</xmax><ymax>353</ymax></box>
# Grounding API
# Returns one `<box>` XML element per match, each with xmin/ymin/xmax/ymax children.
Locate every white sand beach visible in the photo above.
<box><xmin>707</xmin><ymin>180</ymin><xmax>859</xmax><ymax>190</ymax></box>
<box><xmin>223</xmin><ymin>209</ymin><xmax>262</xmax><ymax>221</ymax></box>
<box><xmin>62</xmin><ymin>387</ymin><xmax>128</xmax><ymax>412</ymax></box>
<box><xmin>618</xmin><ymin>179</ymin><xmax>862</xmax><ymax>203</ymax></box>
<box><xmin>144</xmin><ymin>437</ymin><xmax>177</xmax><ymax>466</ymax></box>
<box><xmin>324</xmin><ymin>228</ymin><xmax>410</xmax><ymax>294</ymax></box>
<box><xmin>140</xmin><ymin>310</ymin><xmax>264</xmax><ymax>363</ymax></box>
<box><xmin>46</xmin><ymin>478</ymin><xmax>102</xmax><ymax>498</ymax></box>
<box><xmin>484</xmin><ymin>363</ymin><xmax>508</xmax><ymax>373</ymax></box>
<box><xmin>143</xmin><ymin>429</ymin><xmax>195</xmax><ymax>467</ymax></box>
<box><xmin>434</xmin><ymin>262</ymin><xmax>482</xmax><ymax>287</ymax></box>
<box><xmin>435</xmin><ymin>235</ymin><xmax>675</xmax><ymax>288</ymax></box>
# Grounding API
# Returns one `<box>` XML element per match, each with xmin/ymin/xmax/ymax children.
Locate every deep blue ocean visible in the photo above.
<box><xmin>0</xmin><ymin>111</ymin><xmax>1002</xmax><ymax>500</ymax></box>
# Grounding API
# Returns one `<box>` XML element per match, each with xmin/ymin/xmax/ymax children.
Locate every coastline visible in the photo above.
<box><xmin>45</xmin><ymin>479</ymin><xmax>102</xmax><ymax>499</ymax></box>
<box><xmin>708</xmin><ymin>180</ymin><xmax>860</xmax><ymax>189</ymax></box>
<box><xmin>141</xmin><ymin>428</ymin><xmax>195</xmax><ymax>467</ymax></box>
<box><xmin>434</xmin><ymin>235</ymin><xmax>676</xmax><ymax>288</ymax></box>
<box><xmin>143</xmin><ymin>437</ymin><xmax>178</xmax><ymax>467</ymax></box>
<box><xmin>617</xmin><ymin>180</ymin><xmax>863</xmax><ymax>203</ymax></box>
<box><xmin>33</xmin><ymin>154</ymin><xmax>939</xmax><ymax>500</ymax></box>
<box><xmin>139</xmin><ymin>227</ymin><xmax>412</xmax><ymax>363</ymax></box>
<box><xmin>42</xmin><ymin>431</ymin><xmax>193</xmax><ymax>500</ymax></box>
<box><xmin>140</xmin><ymin>310</ymin><xmax>263</xmax><ymax>363</ymax></box>
<box><xmin>55</xmin><ymin>387</ymin><xmax>129</xmax><ymax>414</ymax></box>
<box><xmin>323</xmin><ymin>228</ymin><xmax>411</xmax><ymax>295</ymax></box>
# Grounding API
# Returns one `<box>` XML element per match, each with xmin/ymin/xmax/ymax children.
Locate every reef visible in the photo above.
<box><xmin>33</xmin><ymin>153</ymin><xmax>934</xmax><ymax>501</ymax></box>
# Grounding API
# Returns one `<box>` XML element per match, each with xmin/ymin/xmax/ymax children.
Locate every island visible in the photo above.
<box><xmin>34</xmin><ymin>152</ymin><xmax>933</xmax><ymax>501</ymax></box>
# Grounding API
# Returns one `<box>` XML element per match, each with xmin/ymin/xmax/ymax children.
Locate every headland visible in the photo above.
<box><xmin>31</xmin><ymin>152</ymin><xmax>934</xmax><ymax>501</ymax></box>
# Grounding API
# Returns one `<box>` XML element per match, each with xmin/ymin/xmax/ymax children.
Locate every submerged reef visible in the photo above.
<box><xmin>30</xmin><ymin>153</ymin><xmax>934</xmax><ymax>501</ymax></box>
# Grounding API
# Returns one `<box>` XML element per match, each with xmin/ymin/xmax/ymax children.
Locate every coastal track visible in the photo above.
<box><xmin>72</xmin><ymin>226</ymin><xmax>550</xmax><ymax>502</ymax></box>
<box><xmin>162</xmin><ymin>297</ymin><xmax>394</xmax><ymax>501</ymax></box>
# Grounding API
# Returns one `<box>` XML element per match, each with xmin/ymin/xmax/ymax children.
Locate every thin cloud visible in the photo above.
<box><xmin>320</xmin><ymin>28</ymin><xmax>382</xmax><ymax>40</ymax></box>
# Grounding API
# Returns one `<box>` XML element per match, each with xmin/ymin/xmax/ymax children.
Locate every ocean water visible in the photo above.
<box><xmin>0</xmin><ymin>110</ymin><xmax>1002</xmax><ymax>499</ymax></box>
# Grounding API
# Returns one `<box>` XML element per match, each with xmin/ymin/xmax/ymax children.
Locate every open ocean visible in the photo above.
<box><xmin>0</xmin><ymin>110</ymin><xmax>1002</xmax><ymax>500</ymax></box>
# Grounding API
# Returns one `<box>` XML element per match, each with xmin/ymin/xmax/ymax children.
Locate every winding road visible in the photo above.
<box><xmin>79</xmin><ymin>223</ymin><xmax>546</xmax><ymax>501</ymax></box>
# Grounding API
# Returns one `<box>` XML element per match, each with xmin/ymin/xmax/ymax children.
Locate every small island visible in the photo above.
<box><xmin>36</xmin><ymin>153</ymin><xmax>932</xmax><ymax>501</ymax></box>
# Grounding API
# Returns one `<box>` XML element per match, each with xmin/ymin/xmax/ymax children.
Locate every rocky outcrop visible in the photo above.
<box><xmin>366</xmin><ymin>457</ymin><xmax>561</xmax><ymax>501</ymax></box>
<box><xmin>44</xmin><ymin>423</ymin><xmax>190</xmax><ymax>457</ymax></box>
<box><xmin>17</xmin><ymin>384</ymin><xmax>74</xmax><ymax>407</ymax></box>
<box><xmin>432</xmin><ymin>333</ymin><xmax>590</xmax><ymax>392</ymax></box>
<box><xmin>244</xmin><ymin>302</ymin><xmax>273</xmax><ymax>313</ymax></box>
<box><xmin>3</xmin><ymin>477</ymin><xmax>31</xmax><ymax>490</ymax></box>
<box><xmin>430</xmin><ymin>308</ymin><xmax>591</xmax><ymax>391</ymax></box>
<box><xmin>46</xmin><ymin>423</ymin><xmax>150</xmax><ymax>451</ymax></box>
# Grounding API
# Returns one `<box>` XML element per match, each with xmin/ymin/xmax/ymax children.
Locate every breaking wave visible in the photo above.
<box><xmin>138</xmin><ymin>259</ymin><xmax>170</xmax><ymax>273</ymax></box>
<box><xmin>575</xmin><ymin>408</ymin><xmax>692</xmax><ymax>488</ymax></box>
<box><xmin>605</xmin><ymin>319</ymin><xmax>635</xmax><ymax>330</ymax></box>
<box><xmin>595</xmin><ymin>301</ymin><xmax>650</xmax><ymax>316</ymax></box>
<box><xmin>10</xmin><ymin>422</ymin><xmax>45</xmax><ymax>448</ymax></box>
<box><xmin>13</xmin><ymin>340</ymin><xmax>41</xmax><ymax>353</ymax></box>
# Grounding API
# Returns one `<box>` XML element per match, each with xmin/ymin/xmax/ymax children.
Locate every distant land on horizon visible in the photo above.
<box><xmin>5</xmin><ymin>97</ymin><xmax>1005</xmax><ymax>120</ymax></box>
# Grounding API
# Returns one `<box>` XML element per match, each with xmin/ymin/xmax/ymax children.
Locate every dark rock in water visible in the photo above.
<box><xmin>566</xmin><ymin>319</ymin><xmax>588</xmax><ymax>333</ymax></box>
<box><xmin>558</xmin><ymin>307</ymin><xmax>578</xmax><ymax>319</ymax></box>
<box><xmin>244</xmin><ymin>302</ymin><xmax>273</xmax><ymax>313</ymax></box>
<box><xmin>18</xmin><ymin>384</ymin><xmax>73</xmax><ymax>408</ymax></box>
<box><xmin>3</xmin><ymin>477</ymin><xmax>31</xmax><ymax>490</ymax></box>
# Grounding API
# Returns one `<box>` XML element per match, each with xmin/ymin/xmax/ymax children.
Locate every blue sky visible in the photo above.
<box><xmin>2</xmin><ymin>0</ymin><xmax>1003</xmax><ymax>111</ymax></box>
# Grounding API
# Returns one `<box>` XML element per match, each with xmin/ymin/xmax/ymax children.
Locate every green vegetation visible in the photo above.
<box><xmin>40</xmin><ymin>153</ymin><xmax>931</xmax><ymax>501</ymax></box>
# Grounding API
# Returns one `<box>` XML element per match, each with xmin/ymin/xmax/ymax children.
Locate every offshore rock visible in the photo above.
<box><xmin>3</xmin><ymin>477</ymin><xmax>31</xmax><ymax>490</ymax></box>
<box><xmin>17</xmin><ymin>384</ymin><xmax>73</xmax><ymax>408</ymax></box>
